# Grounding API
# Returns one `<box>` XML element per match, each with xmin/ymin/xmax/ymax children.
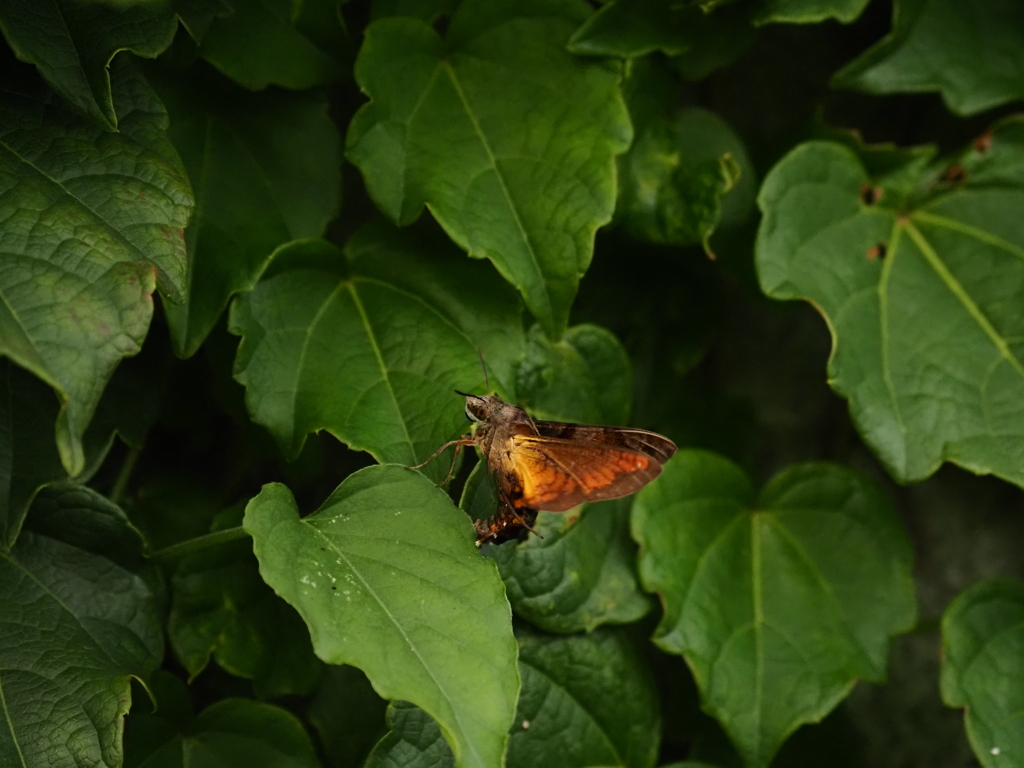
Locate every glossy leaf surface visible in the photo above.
<box><xmin>757</xmin><ymin>119</ymin><xmax>1024</xmax><ymax>487</ymax></box>
<box><xmin>0</xmin><ymin>62</ymin><xmax>192</xmax><ymax>475</ymax></box>
<box><xmin>244</xmin><ymin>465</ymin><xmax>519</xmax><ymax>768</ymax></box>
<box><xmin>633</xmin><ymin>451</ymin><xmax>915</xmax><ymax>766</ymax></box>
<box><xmin>347</xmin><ymin>0</ymin><xmax>632</xmax><ymax>338</ymax></box>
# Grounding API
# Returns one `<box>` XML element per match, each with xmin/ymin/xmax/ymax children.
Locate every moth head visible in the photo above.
<box><xmin>456</xmin><ymin>391</ymin><xmax>501</xmax><ymax>423</ymax></box>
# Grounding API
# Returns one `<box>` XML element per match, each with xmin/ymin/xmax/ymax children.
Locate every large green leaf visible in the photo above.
<box><xmin>125</xmin><ymin>692</ymin><xmax>323</xmax><ymax>768</ymax></box>
<box><xmin>230</xmin><ymin>227</ymin><xmax>522</xmax><ymax>475</ymax></box>
<box><xmin>0</xmin><ymin>0</ymin><xmax>177</xmax><ymax>129</ymax></box>
<box><xmin>0</xmin><ymin>61</ymin><xmax>193</xmax><ymax>475</ymax></box>
<box><xmin>0</xmin><ymin>485</ymin><xmax>162</xmax><ymax>768</ymax></box>
<box><xmin>148</xmin><ymin>67</ymin><xmax>342</xmax><ymax>358</ymax></box>
<box><xmin>833</xmin><ymin>0</ymin><xmax>1024</xmax><ymax>116</ymax></box>
<box><xmin>485</xmin><ymin>498</ymin><xmax>651</xmax><ymax>633</ymax></box>
<box><xmin>244</xmin><ymin>465</ymin><xmax>519</xmax><ymax>768</ymax></box>
<box><xmin>169</xmin><ymin>509</ymin><xmax>320</xmax><ymax>699</ymax></box>
<box><xmin>198</xmin><ymin>0</ymin><xmax>347</xmax><ymax>91</ymax></box>
<box><xmin>941</xmin><ymin>579</ymin><xmax>1024</xmax><ymax>768</ymax></box>
<box><xmin>346</xmin><ymin>0</ymin><xmax>632</xmax><ymax>338</ymax></box>
<box><xmin>632</xmin><ymin>451</ymin><xmax>915</xmax><ymax>767</ymax></box>
<box><xmin>756</xmin><ymin>119</ymin><xmax>1024</xmax><ymax>487</ymax></box>
<box><xmin>364</xmin><ymin>626</ymin><xmax>661</xmax><ymax>768</ymax></box>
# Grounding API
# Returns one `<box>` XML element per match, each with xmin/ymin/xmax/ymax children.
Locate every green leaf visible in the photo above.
<box><xmin>568</xmin><ymin>0</ymin><xmax>755</xmax><ymax>75</ymax></box>
<box><xmin>244</xmin><ymin>465</ymin><xmax>519</xmax><ymax>768</ymax></box>
<box><xmin>308</xmin><ymin>665</ymin><xmax>388</xmax><ymax>768</ymax></box>
<box><xmin>198</xmin><ymin>0</ymin><xmax>346</xmax><ymax>90</ymax></box>
<box><xmin>364</xmin><ymin>626</ymin><xmax>661</xmax><ymax>768</ymax></box>
<box><xmin>169</xmin><ymin>509</ymin><xmax>321</xmax><ymax>699</ymax></box>
<box><xmin>617</xmin><ymin>105</ymin><xmax>752</xmax><ymax>251</ymax></box>
<box><xmin>346</xmin><ymin>0</ymin><xmax>632</xmax><ymax>338</ymax></box>
<box><xmin>0</xmin><ymin>0</ymin><xmax>177</xmax><ymax>129</ymax></box>
<box><xmin>0</xmin><ymin>60</ymin><xmax>193</xmax><ymax>475</ymax></box>
<box><xmin>0</xmin><ymin>485</ymin><xmax>162</xmax><ymax>768</ymax></box>
<box><xmin>0</xmin><ymin>349</ymin><xmax>163</xmax><ymax>549</ymax></box>
<box><xmin>148</xmin><ymin>67</ymin><xmax>342</xmax><ymax>358</ymax></box>
<box><xmin>364</xmin><ymin>702</ymin><xmax>453</xmax><ymax>768</ymax></box>
<box><xmin>941</xmin><ymin>579</ymin><xmax>1024</xmax><ymax>768</ymax></box>
<box><xmin>516</xmin><ymin>323</ymin><xmax>632</xmax><ymax>424</ymax></box>
<box><xmin>632</xmin><ymin>451</ymin><xmax>916</xmax><ymax>767</ymax></box>
<box><xmin>756</xmin><ymin>119</ymin><xmax>1024</xmax><ymax>487</ymax></box>
<box><xmin>486</xmin><ymin>498</ymin><xmax>651</xmax><ymax>633</ymax></box>
<box><xmin>752</xmin><ymin>0</ymin><xmax>869</xmax><ymax>25</ymax></box>
<box><xmin>125</xmin><ymin>695</ymin><xmax>323</xmax><ymax>768</ymax></box>
<box><xmin>509</xmin><ymin>625</ymin><xmax>661</xmax><ymax>768</ymax></box>
<box><xmin>833</xmin><ymin>0</ymin><xmax>1024</xmax><ymax>115</ymax></box>
<box><xmin>230</xmin><ymin>228</ymin><xmax>522</xmax><ymax>475</ymax></box>
<box><xmin>174</xmin><ymin>0</ymin><xmax>233</xmax><ymax>43</ymax></box>
<box><xmin>0</xmin><ymin>359</ymin><xmax>65</xmax><ymax>549</ymax></box>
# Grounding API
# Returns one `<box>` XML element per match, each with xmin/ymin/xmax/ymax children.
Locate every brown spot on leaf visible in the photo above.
<box><xmin>867</xmin><ymin>242</ymin><xmax>887</xmax><ymax>261</ymax></box>
<box><xmin>974</xmin><ymin>132</ymin><xmax>993</xmax><ymax>154</ymax></box>
<box><xmin>860</xmin><ymin>183</ymin><xmax>883</xmax><ymax>206</ymax></box>
<box><xmin>941</xmin><ymin>164</ymin><xmax>967</xmax><ymax>184</ymax></box>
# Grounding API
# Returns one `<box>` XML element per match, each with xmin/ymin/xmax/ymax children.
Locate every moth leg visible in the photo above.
<box><xmin>407</xmin><ymin>437</ymin><xmax>474</xmax><ymax>470</ymax></box>
<box><xmin>508</xmin><ymin>505</ymin><xmax>543</xmax><ymax>539</ymax></box>
<box><xmin>435</xmin><ymin>442</ymin><xmax>463</xmax><ymax>487</ymax></box>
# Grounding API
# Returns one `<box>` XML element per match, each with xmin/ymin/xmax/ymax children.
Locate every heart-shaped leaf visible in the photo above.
<box><xmin>834</xmin><ymin>0</ymin><xmax>1024</xmax><ymax>115</ymax></box>
<box><xmin>0</xmin><ymin>485</ymin><xmax>162</xmax><ymax>767</ymax></box>
<box><xmin>0</xmin><ymin>60</ymin><xmax>193</xmax><ymax>475</ymax></box>
<box><xmin>941</xmin><ymin>578</ymin><xmax>1024</xmax><ymax>768</ymax></box>
<box><xmin>756</xmin><ymin>118</ymin><xmax>1024</xmax><ymax>488</ymax></box>
<box><xmin>230</xmin><ymin>226</ymin><xmax>522</xmax><ymax>475</ymax></box>
<box><xmin>346</xmin><ymin>0</ymin><xmax>632</xmax><ymax>338</ymax></box>
<box><xmin>632</xmin><ymin>451</ymin><xmax>915</xmax><ymax>767</ymax></box>
<box><xmin>197</xmin><ymin>0</ymin><xmax>347</xmax><ymax>91</ymax></box>
<box><xmin>149</xmin><ymin>66</ymin><xmax>342</xmax><ymax>358</ymax></box>
<box><xmin>244</xmin><ymin>465</ymin><xmax>519</xmax><ymax>768</ymax></box>
<box><xmin>485</xmin><ymin>498</ymin><xmax>651</xmax><ymax>634</ymax></box>
<box><xmin>0</xmin><ymin>0</ymin><xmax>177</xmax><ymax>129</ymax></box>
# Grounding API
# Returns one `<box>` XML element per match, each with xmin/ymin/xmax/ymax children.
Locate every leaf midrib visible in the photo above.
<box><xmin>0</xmin><ymin>669</ymin><xmax>27</xmax><ymax>768</ymax></box>
<box><xmin>518</xmin><ymin>657</ymin><xmax>623</xmax><ymax>766</ymax></box>
<box><xmin>0</xmin><ymin>139</ymin><xmax>154</xmax><ymax>281</ymax></box>
<box><xmin>439</xmin><ymin>60</ymin><xmax>550</xmax><ymax>323</ymax></box>
<box><xmin>304</xmin><ymin>524</ymin><xmax>481</xmax><ymax>767</ymax></box>
<box><xmin>902</xmin><ymin>219</ymin><xmax>1024</xmax><ymax>380</ymax></box>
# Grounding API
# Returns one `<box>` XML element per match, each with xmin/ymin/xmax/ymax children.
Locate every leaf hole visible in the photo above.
<box><xmin>867</xmin><ymin>242</ymin><xmax>887</xmax><ymax>261</ymax></box>
<box><xmin>859</xmin><ymin>184</ymin><xmax>883</xmax><ymax>206</ymax></box>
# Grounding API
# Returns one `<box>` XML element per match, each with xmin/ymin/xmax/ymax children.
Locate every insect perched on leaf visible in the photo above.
<box><xmin>413</xmin><ymin>389</ymin><xmax>677</xmax><ymax>545</ymax></box>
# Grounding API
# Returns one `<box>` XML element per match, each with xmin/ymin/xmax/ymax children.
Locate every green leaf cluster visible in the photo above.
<box><xmin>2</xmin><ymin>0</ymin><xmax>1024</xmax><ymax>767</ymax></box>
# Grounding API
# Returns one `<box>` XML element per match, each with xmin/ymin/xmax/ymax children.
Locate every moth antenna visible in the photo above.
<box><xmin>477</xmin><ymin>347</ymin><xmax>490</xmax><ymax>393</ymax></box>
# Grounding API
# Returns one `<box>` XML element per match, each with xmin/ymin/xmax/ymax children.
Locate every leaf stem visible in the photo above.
<box><xmin>110</xmin><ymin>447</ymin><xmax>140</xmax><ymax>507</ymax></box>
<box><xmin>147</xmin><ymin>526</ymin><xmax>250</xmax><ymax>561</ymax></box>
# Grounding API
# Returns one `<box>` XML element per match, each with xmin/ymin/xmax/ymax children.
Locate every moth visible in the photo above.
<box><xmin>415</xmin><ymin>392</ymin><xmax>677</xmax><ymax>545</ymax></box>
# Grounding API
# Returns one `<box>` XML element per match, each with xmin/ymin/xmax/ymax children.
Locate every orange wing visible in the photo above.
<box><xmin>509</xmin><ymin>434</ymin><xmax>665</xmax><ymax>512</ymax></box>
